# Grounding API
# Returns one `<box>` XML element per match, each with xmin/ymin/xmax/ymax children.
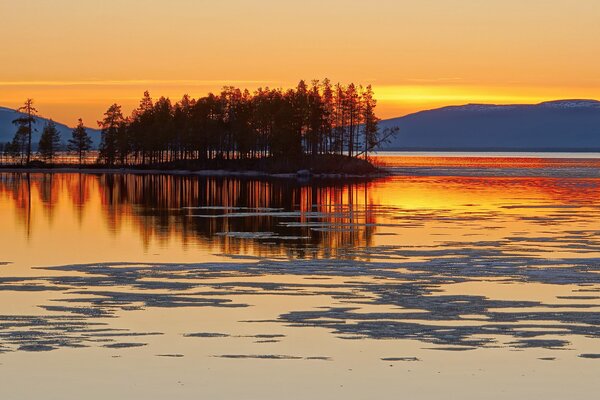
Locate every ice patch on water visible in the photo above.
<box><xmin>2</xmin><ymin>195</ymin><xmax>600</xmax><ymax>355</ymax></box>
<box><xmin>103</xmin><ymin>342</ymin><xmax>147</xmax><ymax>349</ymax></box>
<box><xmin>213</xmin><ymin>354</ymin><xmax>329</xmax><ymax>361</ymax></box>
<box><xmin>216</xmin><ymin>232</ymin><xmax>310</xmax><ymax>240</ymax></box>
<box><xmin>184</xmin><ymin>332</ymin><xmax>230</xmax><ymax>338</ymax></box>
<box><xmin>578</xmin><ymin>353</ymin><xmax>600</xmax><ymax>359</ymax></box>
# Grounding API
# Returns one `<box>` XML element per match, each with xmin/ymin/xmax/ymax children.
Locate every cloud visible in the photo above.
<box><xmin>0</xmin><ymin>79</ymin><xmax>273</xmax><ymax>87</ymax></box>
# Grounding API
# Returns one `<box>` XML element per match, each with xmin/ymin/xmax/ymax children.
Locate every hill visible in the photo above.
<box><xmin>379</xmin><ymin>100</ymin><xmax>600</xmax><ymax>151</ymax></box>
<box><xmin>0</xmin><ymin>107</ymin><xmax>101</xmax><ymax>149</ymax></box>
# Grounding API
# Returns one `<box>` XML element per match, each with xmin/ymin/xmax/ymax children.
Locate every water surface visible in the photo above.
<box><xmin>0</xmin><ymin>157</ymin><xmax>599</xmax><ymax>399</ymax></box>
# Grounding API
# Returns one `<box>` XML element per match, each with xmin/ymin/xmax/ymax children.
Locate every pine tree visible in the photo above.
<box><xmin>9</xmin><ymin>124</ymin><xmax>30</xmax><ymax>164</ymax></box>
<box><xmin>334</xmin><ymin>83</ymin><xmax>346</xmax><ymax>155</ymax></box>
<box><xmin>361</xmin><ymin>85</ymin><xmax>380</xmax><ymax>158</ymax></box>
<box><xmin>38</xmin><ymin>120</ymin><xmax>62</xmax><ymax>162</ymax></box>
<box><xmin>321</xmin><ymin>78</ymin><xmax>335</xmax><ymax>154</ymax></box>
<box><xmin>12</xmin><ymin>99</ymin><xmax>38</xmax><ymax>165</ymax></box>
<box><xmin>307</xmin><ymin>80</ymin><xmax>324</xmax><ymax>156</ymax></box>
<box><xmin>345</xmin><ymin>84</ymin><xmax>361</xmax><ymax>157</ymax></box>
<box><xmin>98</xmin><ymin>104</ymin><xmax>124</xmax><ymax>165</ymax></box>
<box><xmin>151</xmin><ymin>96</ymin><xmax>173</xmax><ymax>163</ymax></box>
<box><xmin>130</xmin><ymin>91</ymin><xmax>154</xmax><ymax>164</ymax></box>
<box><xmin>290</xmin><ymin>80</ymin><xmax>308</xmax><ymax>158</ymax></box>
<box><xmin>67</xmin><ymin>118</ymin><xmax>93</xmax><ymax>166</ymax></box>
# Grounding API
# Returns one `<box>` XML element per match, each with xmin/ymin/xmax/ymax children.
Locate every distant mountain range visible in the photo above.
<box><xmin>379</xmin><ymin>100</ymin><xmax>600</xmax><ymax>151</ymax></box>
<box><xmin>0</xmin><ymin>107</ymin><xmax>101</xmax><ymax>149</ymax></box>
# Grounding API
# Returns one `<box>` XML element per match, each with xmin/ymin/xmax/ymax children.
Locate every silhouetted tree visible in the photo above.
<box><xmin>321</xmin><ymin>78</ymin><xmax>335</xmax><ymax>154</ymax></box>
<box><xmin>67</xmin><ymin>119</ymin><xmax>93</xmax><ymax>166</ymax></box>
<box><xmin>12</xmin><ymin>99</ymin><xmax>38</xmax><ymax>164</ymax></box>
<box><xmin>151</xmin><ymin>96</ymin><xmax>173</xmax><ymax>163</ymax></box>
<box><xmin>38</xmin><ymin>120</ymin><xmax>62</xmax><ymax>162</ymax></box>
<box><xmin>98</xmin><ymin>104</ymin><xmax>125</xmax><ymax>165</ymax></box>
<box><xmin>129</xmin><ymin>90</ymin><xmax>154</xmax><ymax>164</ymax></box>
<box><xmin>360</xmin><ymin>85</ymin><xmax>380</xmax><ymax>158</ymax></box>
<box><xmin>345</xmin><ymin>83</ymin><xmax>361</xmax><ymax>157</ymax></box>
<box><xmin>9</xmin><ymin>124</ymin><xmax>30</xmax><ymax>164</ymax></box>
<box><xmin>333</xmin><ymin>83</ymin><xmax>346</xmax><ymax>155</ymax></box>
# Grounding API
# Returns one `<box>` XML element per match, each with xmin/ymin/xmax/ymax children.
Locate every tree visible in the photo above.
<box><xmin>9</xmin><ymin>124</ymin><xmax>30</xmax><ymax>164</ymax></box>
<box><xmin>361</xmin><ymin>85</ymin><xmax>380</xmax><ymax>158</ymax></box>
<box><xmin>151</xmin><ymin>96</ymin><xmax>173</xmax><ymax>163</ymax></box>
<box><xmin>129</xmin><ymin>91</ymin><xmax>154</xmax><ymax>164</ymax></box>
<box><xmin>173</xmin><ymin>94</ymin><xmax>194</xmax><ymax>161</ymax></box>
<box><xmin>333</xmin><ymin>83</ymin><xmax>346</xmax><ymax>155</ymax></box>
<box><xmin>345</xmin><ymin>83</ymin><xmax>361</xmax><ymax>157</ymax></box>
<box><xmin>67</xmin><ymin>119</ymin><xmax>93</xmax><ymax>166</ymax></box>
<box><xmin>321</xmin><ymin>78</ymin><xmax>335</xmax><ymax>154</ymax></box>
<box><xmin>98</xmin><ymin>104</ymin><xmax>125</xmax><ymax>165</ymax></box>
<box><xmin>306</xmin><ymin>80</ymin><xmax>325</xmax><ymax>156</ymax></box>
<box><xmin>287</xmin><ymin>80</ymin><xmax>308</xmax><ymax>158</ymax></box>
<box><xmin>12</xmin><ymin>99</ymin><xmax>38</xmax><ymax>165</ymax></box>
<box><xmin>38</xmin><ymin>120</ymin><xmax>62</xmax><ymax>162</ymax></box>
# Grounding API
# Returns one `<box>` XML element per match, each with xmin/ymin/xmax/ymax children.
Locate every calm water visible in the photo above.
<box><xmin>1</xmin><ymin>156</ymin><xmax>599</xmax><ymax>399</ymax></box>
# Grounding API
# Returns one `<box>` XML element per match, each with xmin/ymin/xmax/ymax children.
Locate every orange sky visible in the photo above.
<box><xmin>1</xmin><ymin>0</ymin><xmax>600</xmax><ymax>126</ymax></box>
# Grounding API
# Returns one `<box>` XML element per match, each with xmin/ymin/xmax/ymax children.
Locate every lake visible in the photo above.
<box><xmin>0</xmin><ymin>154</ymin><xmax>599</xmax><ymax>399</ymax></box>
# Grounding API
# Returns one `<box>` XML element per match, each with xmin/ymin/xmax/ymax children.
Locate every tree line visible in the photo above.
<box><xmin>2</xmin><ymin>100</ymin><xmax>94</xmax><ymax>165</ymax></box>
<box><xmin>2</xmin><ymin>79</ymin><xmax>396</xmax><ymax>167</ymax></box>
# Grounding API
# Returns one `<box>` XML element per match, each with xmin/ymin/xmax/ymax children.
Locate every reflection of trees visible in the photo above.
<box><xmin>0</xmin><ymin>173</ymin><xmax>32</xmax><ymax>238</ymax></box>
<box><xmin>0</xmin><ymin>173</ymin><xmax>377</xmax><ymax>257</ymax></box>
<box><xmin>38</xmin><ymin>174</ymin><xmax>60</xmax><ymax>224</ymax></box>
<box><xmin>64</xmin><ymin>173</ymin><xmax>92</xmax><ymax>225</ymax></box>
<box><xmin>96</xmin><ymin>174</ymin><xmax>377</xmax><ymax>258</ymax></box>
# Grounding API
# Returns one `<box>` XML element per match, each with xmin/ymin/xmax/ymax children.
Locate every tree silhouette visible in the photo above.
<box><xmin>38</xmin><ymin>120</ymin><xmax>62</xmax><ymax>162</ymax></box>
<box><xmin>361</xmin><ymin>85</ymin><xmax>380</xmax><ymax>158</ymax></box>
<box><xmin>67</xmin><ymin>119</ymin><xmax>93</xmax><ymax>166</ymax></box>
<box><xmin>12</xmin><ymin>99</ymin><xmax>38</xmax><ymax>165</ymax></box>
<box><xmin>8</xmin><ymin>124</ymin><xmax>30</xmax><ymax>164</ymax></box>
<box><xmin>98</xmin><ymin>104</ymin><xmax>125</xmax><ymax>166</ymax></box>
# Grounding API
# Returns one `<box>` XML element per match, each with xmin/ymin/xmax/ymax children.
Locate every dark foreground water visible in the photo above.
<box><xmin>0</xmin><ymin>156</ymin><xmax>599</xmax><ymax>399</ymax></box>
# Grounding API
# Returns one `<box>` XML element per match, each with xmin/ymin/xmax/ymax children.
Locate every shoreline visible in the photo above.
<box><xmin>0</xmin><ymin>165</ymin><xmax>389</xmax><ymax>180</ymax></box>
<box><xmin>0</xmin><ymin>154</ymin><xmax>386</xmax><ymax>180</ymax></box>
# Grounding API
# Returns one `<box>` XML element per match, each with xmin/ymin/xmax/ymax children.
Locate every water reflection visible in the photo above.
<box><xmin>1</xmin><ymin>169</ymin><xmax>600</xmax><ymax>354</ymax></box>
<box><xmin>2</xmin><ymin>162</ymin><xmax>600</xmax><ymax>399</ymax></box>
<box><xmin>0</xmin><ymin>173</ymin><xmax>377</xmax><ymax>258</ymax></box>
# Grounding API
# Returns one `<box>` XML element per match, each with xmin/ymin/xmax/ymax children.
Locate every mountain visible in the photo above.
<box><xmin>379</xmin><ymin>100</ymin><xmax>600</xmax><ymax>151</ymax></box>
<box><xmin>0</xmin><ymin>107</ymin><xmax>101</xmax><ymax>149</ymax></box>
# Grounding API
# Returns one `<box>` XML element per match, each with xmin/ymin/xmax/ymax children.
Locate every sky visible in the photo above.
<box><xmin>1</xmin><ymin>0</ymin><xmax>600</xmax><ymax>126</ymax></box>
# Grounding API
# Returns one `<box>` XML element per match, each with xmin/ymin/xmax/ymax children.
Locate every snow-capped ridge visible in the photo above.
<box><xmin>537</xmin><ymin>99</ymin><xmax>600</xmax><ymax>109</ymax></box>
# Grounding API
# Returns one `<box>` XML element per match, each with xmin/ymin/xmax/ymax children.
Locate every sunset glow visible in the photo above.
<box><xmin>2</xmin><ymin>0</ymin><xmax>600</xmax><ymax>125</ymax></box>
<box><xmin>3</xmin><ymin>2</ymin><xmax>600</xmax><ymax>399</ymax></box>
